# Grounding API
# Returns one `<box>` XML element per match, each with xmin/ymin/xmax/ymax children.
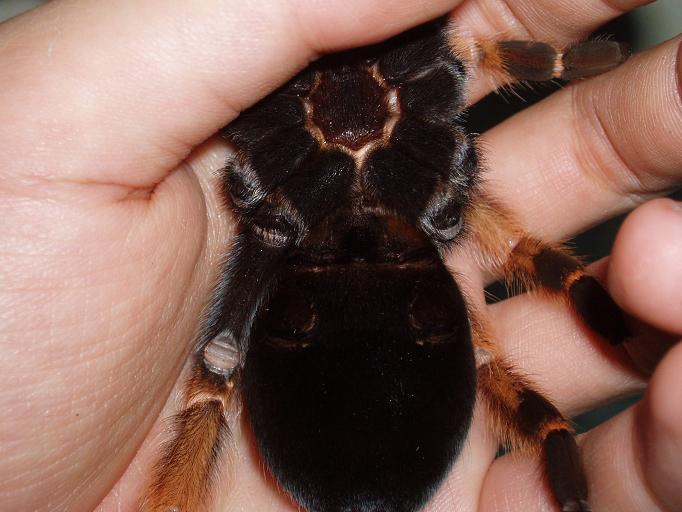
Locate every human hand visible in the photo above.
<box><xmin>0</xmin><ymin>1</ymin><xmax>679</xmax><ymax>511</ymax></box>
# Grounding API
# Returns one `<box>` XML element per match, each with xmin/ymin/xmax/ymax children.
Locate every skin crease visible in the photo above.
<box><xmin>0</xmin><ymin>1</ymin><xmax>680</xmax><ymax>512</ymax></box>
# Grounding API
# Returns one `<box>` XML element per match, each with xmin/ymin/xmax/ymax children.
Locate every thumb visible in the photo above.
<box><xmin>608</xmin><ymin>197</ymin><xmax>682</xmax><ymax>335</ymax></box>
<box><xmin>0</xmin><ymin>0</ymin><xmax>460</xmax><ymax>189</ymax></box>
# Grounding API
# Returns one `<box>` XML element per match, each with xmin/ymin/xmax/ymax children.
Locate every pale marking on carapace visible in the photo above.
<box><xmin>302</xmin><ymin>65</ymin><xmax>401</xmax><ymax>171</ymax></box>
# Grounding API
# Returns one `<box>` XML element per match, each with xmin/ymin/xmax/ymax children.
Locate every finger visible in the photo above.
<box><xmin>0</xmin><ymin>0</ymin><xmax>460</xmax><ymax>189</ymax></box>
<box><xmin>486</xmin><ymin>285</ymin><xmax>646</xmax><ymax>419</ymax></box>
<box><xmin>478</xmin><ymin>341</ymin><xmax>682</xmax><ymax>512</ymax></box>
<box><xmin>451</xmin><ymin>0</ymin><xmax>654</xmax><ymax>103</ymax></box>
<box><xmin>481</xmin><ymin>36</ymin><xmax>682</xmax><ymax>240</ymax></box>
<box><xmin>609</xmin><ymin>198</ymin><xmax>682</xmax><ymax>335</ymax></box>
<box><xmin>444</xmin><ymin>252</ymin><xmax>644</xmax><ymax>420</ymax></box>
<box><xmin>576</xmin><ymin>340</ymin><xmax>682</xmax><ymax>512</ymax></box>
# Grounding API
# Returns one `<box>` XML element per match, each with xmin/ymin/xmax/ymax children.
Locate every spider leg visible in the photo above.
<box><xmin>464</xmin><ymin>195</ymin><xmax>629</xmax><ymax>345</ymax></box>
<box><xmin>142</xmin><ymin>358</ymin><xmax>237</xmax><ymax>512</ymax></box>
<box><xmin>141</xmin><ymin>226</ymin><xmax>292</xmax><ymax>510</ymax></box>
<box><xmin>506</xmin><ymin>236</ymin><xmax>629</xmax><ymax>344</ymax></box>
<box><xmin>464</xmin><ymin>310</ymin><xmax>588</xmax><ymax>511</ymax></box>
<box><xmin>449</xmin><ymin>33</ymin><xmax>629</xmax><ymax>82</ymax></box>
<box><xmin>142</xmin><ymin>138</ymin><xmax>356</xmax><ymax>510</ymax></box>
<box><xmin>197</xmin><ymin>227</ymin><xmax>295</xmax><ymax>355</ymax></box>
<box><xmin>478</xmin><ymin>356</ymin><xmax>590</xmax><ymax>512</ymax></box>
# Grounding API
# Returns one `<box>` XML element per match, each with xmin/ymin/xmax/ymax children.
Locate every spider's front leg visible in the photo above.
<box><xmin>450</xmin><ymin>32</ymin><xmax>629</xmax><ymax>83</ymax></box>
<box><xmin>447</xmin><ymin>28</ymin><xmax>632</xmax><ymax>345</ymax></box>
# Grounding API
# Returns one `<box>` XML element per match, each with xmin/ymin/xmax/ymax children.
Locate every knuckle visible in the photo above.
<box><xmin>569</xmin><ymin>37</ymin><xmax>682</xmax><ymax>202</ymax></box>
<box><xmin>570</xmin><ymin>84</ymin><xmax>648</xmax><ymax>201</ymax></box>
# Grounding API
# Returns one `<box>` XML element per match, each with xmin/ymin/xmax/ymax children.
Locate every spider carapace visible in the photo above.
<box><xmin>144</xmin><ymin>17</ymin><xmax>630</xmax><ymax>512</ymax></box>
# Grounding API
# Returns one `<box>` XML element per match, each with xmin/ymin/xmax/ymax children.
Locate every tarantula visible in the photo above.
<box><xmin>142</xmin><ymin>16</ymin><xmax>630</xmax><ymax>512</ymax></box>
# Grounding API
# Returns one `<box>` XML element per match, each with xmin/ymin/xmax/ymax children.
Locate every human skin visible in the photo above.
<box><xmin>0</xmin><ymin>0</ymin><xmax>680</xmax><ymax>511</ymax></box>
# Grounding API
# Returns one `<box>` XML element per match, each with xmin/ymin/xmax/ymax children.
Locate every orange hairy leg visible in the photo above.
<box><xmin>477</xmin><ymin>357</ymin><xmax>589</xmax><ymax>512</ymax></box>
<box><xmin>448</xmin><ymin>33</ymin><xmax>629</xmax><ymax>83</ymax></box>
<box><xmin>465</xmin><ymin>194</ymin><xmax>630</xmax><ymax>345</ymax></box>
<box><xmin>467</xmin><ymin>309</ymin><xmax>589</xmax><ymax>512</ymax></box>
<box><xmin>142</xmin><ymin>362</ymin><xmax>235</xmax><ymax>512</ymax></box>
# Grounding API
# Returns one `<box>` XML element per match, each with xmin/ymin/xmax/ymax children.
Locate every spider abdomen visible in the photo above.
<box><xmin>242</xmin><ymin>259</ymin><xmax>476</xmax><ymax>512</ymax></box>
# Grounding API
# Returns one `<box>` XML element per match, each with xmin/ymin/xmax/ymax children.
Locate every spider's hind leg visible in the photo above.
<box><xmin>141</xmin><ymin>344</ymin><xmax>239</xmax><ymax>512</ymax></box>
<box><xmin>477</xmin><ymin>356</ymin><xmax>590</xmax><ymax>512</ymax></box>
<box><xmin>467</xmin><ymin>295</ymin><xmax>591</xmax><ymax>511</ymax></box>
